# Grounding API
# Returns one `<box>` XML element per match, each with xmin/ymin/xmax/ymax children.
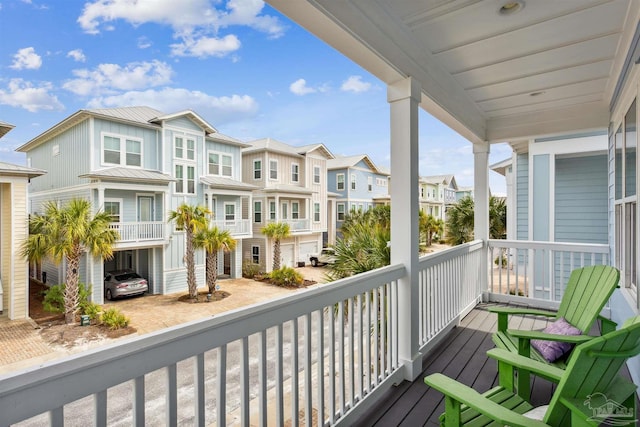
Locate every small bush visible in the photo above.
<box><xmin>268</xmin><ymin>266</ymin><xmax>304</xmax><ymax>287</ymax></box>
<box><xmin>101</xmin><ymin>307</ymin><xmax>130</xmax><ymax>330</ymax></box>
<box><xmin>83</xmin><ymin>302</ymin><xmax>102</xmax><ymax>321</ymax></box>
<box><xmin>494</xmin><ymin>255</ymin><xmax>508</xmax><ymax>267</ymax></box>
<box><xmin>242</xmin><ymin>261</ymin><xmax>263</xmax><ymax>279</ymax></box>
<box><xmin>43</xmin><ymin>283</ymin><xmax>93</xmax><ymax>314</ymax></box>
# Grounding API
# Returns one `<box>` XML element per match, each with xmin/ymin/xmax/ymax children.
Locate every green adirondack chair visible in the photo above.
<box><xmin>489</xmin><ymin>265</ymin><xmax>619</xmax><ymax>399</ymax></box>
<box><xmin>425</xmin><ymin>315</ymin><xmax>640</xmax><ymax>427</ymax></box>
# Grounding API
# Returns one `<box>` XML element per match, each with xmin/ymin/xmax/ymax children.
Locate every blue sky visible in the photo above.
<box><xmin>0</xmin><ymin>0</ymin><xmax>509</xmax><ymax>194</ymax></box>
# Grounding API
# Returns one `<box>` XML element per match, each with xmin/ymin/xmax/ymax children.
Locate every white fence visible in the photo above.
<box><xmin>210</xmin><ymin>219</ymin><xmax>252</xmax><ymax>236</ymax></box>
<box><xmin>108</xmin><ymin>222</ymin><xmax>165</xmax><ymax>242</ymax></box>
<box><xmin>487</xmin><ymin>239</ymin><xmax>610</xmax><ymax>306</ymax></box>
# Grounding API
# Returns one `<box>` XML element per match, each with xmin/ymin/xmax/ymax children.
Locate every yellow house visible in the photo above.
<box><xmin>0</xmin><ymin>121</ymin><xmax>45</xmax><ymax>320</ymax></box>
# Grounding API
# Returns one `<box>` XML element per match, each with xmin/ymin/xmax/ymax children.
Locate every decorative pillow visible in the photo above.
<box><xmin>531</xmin><ymin>317</ymin><xmax>582</xmax><ymax>362</ymax></box>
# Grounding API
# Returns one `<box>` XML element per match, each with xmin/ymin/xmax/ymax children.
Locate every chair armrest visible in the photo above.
<box><xmin>487</xmin><ymin>348</ymin><xmax>565</xmax><ymax>383</ymax></box>
<box><xmin>488</xmin><ymin>306</ymin><xmax>558</xmax><ymax>332</ymax></box>
<box><xmin>424</xmin><ymin>374</ymin><xmax>550</xmax><ymax>427</ymax></box>
<box><xmin>508</xmin><ymin>330</ymin><xmax>594</xmax><ymax>344</ymax></box>
<box><xmin>598</xmin><ymin>315</ymin><xmax>617</xmax><ymax>334</ymax></box>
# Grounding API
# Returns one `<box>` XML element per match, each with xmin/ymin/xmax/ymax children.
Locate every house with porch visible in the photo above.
<box><xmin>418</xmin><ymin>174</ymin><xmax>458</xmax><ymax>222</ymax></box>
<box><xmin>0</xmin><ymin>121</ymin><xmax>45</xmax><ymax>320</ymax></box>
<box><xmin>3</xmin><ymin>1</ymin><xmax>640</xmax><ymax>426</ymax></box>
<box><xmin>241</xmin><ymin>138</ymin><xmax>333</xmax><ymax>271</ymax></box>
<box><xmin>327</xmin><ymin>154</ymin><xmax>390</xmax><ymax>237</ymax></box>
<box><xmin>17</xmin><ymin>106</ymin><xmax>253</xmax><ymax>303</ymax></box>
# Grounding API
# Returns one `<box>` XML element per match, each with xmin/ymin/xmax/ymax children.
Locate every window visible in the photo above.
<box><xmin>368</xmin><ymin>176</ymin><xmax>373</xmax><ymax>192</ymax></box>
<box><xmin>269</xmin><ymin>201</ymin><xmax>276</xmax><ymax>220</ymax></box>
<box><xmin>292</xmin><ymin>202</ymin><xmax>299</xmax><ymax>219</ymax></box>
<box><xmin>270</xmin><ymin>159</ymin><xmax>278</xmax><ymax>180</ymax></box>
<box><xmin>376</xmin><ymin>178</ymin><xmax>387</xmax><ymax>187</ymax></box>
<box><xmin>102</xmin><ymin>134</ymin><xmax>142</xmax><ymax>167</ymax></box>
<box><xmin>421</xmin><ymin>188</ymin><xmax>425</xmax><ymax>198</ymax></box>
<box><xmin>254</xmin><ymin>160</ymin><xmax>262</xmax><ymax>180</ymax></box>
<box><xmin>314</xmin><ymin>203</ymin><xmax>320</xmax><ymax>222</ymax></box>
<box><xmin>351</xmin><ymin>174</ymin><xmax>356</xmax><ymax>190</ymax></box>
<box><xmin>175</xmin><ymin>136</ymin><xmax>195</xmax><ymax>160</ymax></box>
<box><xmin>208</xmin><ymin>152</ymin><xmax>232</xmax><ymax>177</ymax></box>
<box><xmin>337</xmin><ymin>203</ymin><xmax>345</xmax><ymax>221</ymax></box>
<box><xmin>104</xmin><ymin>200</ymin><xmax>121</xmax><ymax>222</ymax></box>
<box><xmin>313</xmin><ymin>166</ymin><xmax>320</xmax><ymax>184</ymax></box>
<box><xmin>281</xmin><ymin>202</ymin><xmax>288</xmax><ymax>220</ymax></box>
<box><xmin>225</xmin><ymin>204</ymin><xmax>235</xmax><ymax>221</ymax></box>
<box><xmin>614</xmin><ymin>98</ymin><xmax>637</xmax><ymax>297</ymax></box>
<box><xmin>175</xmin><ymin>164</ymin><xmax>195</xmax><ymax>194</ymax></box>
<box><xmin>337</xmin><ymin>173</ymin><xmax>345</xmax><ymax>190</ymax></box>
<box><xmin>252</xmin><ymin>245</ymin><xmax>260</xmax><ymax>264</ymax></box>
<box><xmin>254</xmin><ymin>201</ymin><xmax>262</xmax><ymax>223</ymax></box>
<box><xmin>291</xmin><ymin>163</ymin><xmax>299</xmax><ymax>182</ymax></box>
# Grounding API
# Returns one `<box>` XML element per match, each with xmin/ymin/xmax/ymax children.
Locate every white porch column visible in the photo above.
<box><xmin>388</xmin><ymin>76</ymin><xmax>421</xmax><ymax>381</ymax></box>
<box><xmin>473</xmin><ymin>142</ymin><xmax>490</xmax><ymax>296</ymax></box>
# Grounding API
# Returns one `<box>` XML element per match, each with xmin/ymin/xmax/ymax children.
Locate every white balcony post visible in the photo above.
<box><xmin>473</xmin><ymin>142</ymin><xmax>490</xmax><ymax>295</ymax></box>
<box><xmin>388</xmin><ymin>76</ymin><xmax>421</xmax><ymax>381</ymax></box>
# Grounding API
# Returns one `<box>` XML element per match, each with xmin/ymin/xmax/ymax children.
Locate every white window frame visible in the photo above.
<box><xmin>368</xmin><ymin>176</ymin><xmax>373</xmax><ymax>192</ymax></box>
<box><xmin>208</xmin><ymin>151</ymin><xmax>233</xmax><ymax>177</ymax></box>
<box><xmin>175</xmin><ymin>163</ymin><xmax>196</xmax><ymax>194</ymax></box>
<box><xmin>291</xmin><ymin>201</ymin><xmax>299</xmax><ymax>219</ymax></box>
<box><xmin>224</xmin><ymin>203</ymin><xmax>236</xmax><ymax>222</ymax></box>
<box><xmin>254</xmin><ymin>159</ymin><xmax>262</xmax><ymax>180</ymax></box>
<box><xmin>269</xmin><ymin>201</ymin><xmax>276</xmax><ymax>220</ymax></box>
<box><xmin>269</xmin><ymin>159</ymin><xmax>278</xmax><ymax>180</ymax></box>
<box><xmin>351</xmin><ymin>174</ymin><xmax>356</xmax><ymax>190</ymax></box>
<box><xmin>337</xmin><ymin>173</ymin><xmax>345</xmax><ymax>191</ymax></box>
<box><xmin>254</xmin><ymin>200</ymin><xmax>262</xmax><ymax>223</ymax></box>
<box><xmin>104</xmin><ymin>198</ymin><xmax>122</xmax><ymax>222</ymax></box>
<box><xmin>337</xmin><ymin>203</ymin><xmax>345</xmax><ymax>221</ymax></box>
<box><xmin>314</xmin><ymin>202</ymin><xmax>320</xmax><ymax>222</ymax></box>
<box><xmin>174</xmin><ymin>135</ymin><xmax>196</xmax><ymax>161</ymax></box>
<box><xmin>291</xmin><ymin>163</ymin><xmax>299</xmax><ymax>183</ymax></box>
<box><xmin>101</xmin><ymin>133</ymin><xmax>143</xmax><ymax>167</ymax></box>
<box><xmin>313</xmin><ymin>166</ymin><xmax>321</xmax><ymax>184</ymax></box>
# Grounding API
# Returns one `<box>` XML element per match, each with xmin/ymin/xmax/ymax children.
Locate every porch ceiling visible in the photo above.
<box><xmin>266</xmin><ymin>0</ymin><xmax>639</xmax><ymax>144</ymax></box>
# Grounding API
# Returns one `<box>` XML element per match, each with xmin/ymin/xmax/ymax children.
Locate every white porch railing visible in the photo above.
<box><xmin>487</xmin><ymin>239</ymin><xmax>610</xmax><ymax>307</ymax></box>
<box><xmin>210</xmin><ymin>219</ymin><xmax>252</xmax><ymax>236</ymax></box>
<box><xmin>418</xmin><ymin>240</ymin><xmax>485</xmax><ymax>353</ymax></box>
<box><xmin>109</xmin><ymin>222</ymin><xmax>165</xmax><ymax>242</ymax></box>
<box><xmin>269</xmin><ymin>218</ymin><xmax>310</xmax><ymax>232</ymax></box>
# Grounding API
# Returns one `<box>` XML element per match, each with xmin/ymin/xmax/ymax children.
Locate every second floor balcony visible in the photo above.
<box><xmin>268</xmin><ymin>218</ymin><xmax>311</xmax><ymax>232</ymax></box>
<box><xmin>210</xmin><ymin>219</ymin><xmax>252</xmax><ymax>237</ymax></box>
<box><xmin>109</xmin><ymin>221</ymin><xmax>165</xmax><ymax>245</ymax></box>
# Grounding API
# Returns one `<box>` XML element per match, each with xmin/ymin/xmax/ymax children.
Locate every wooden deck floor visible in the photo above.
<box><xmin>353</xmin><ymin>304</ymin><xmax>635</xmax><ymax>426</ymax></box>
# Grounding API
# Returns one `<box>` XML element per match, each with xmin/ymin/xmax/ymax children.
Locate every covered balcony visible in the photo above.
<box><xmin>2</xmin><ymin>1</ymin><xmax>639</xmax><ymax>425</ymax></box>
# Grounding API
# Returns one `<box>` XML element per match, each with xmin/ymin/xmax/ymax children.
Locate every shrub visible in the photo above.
<box><xmin>494</xmin><ymin>255</ymin><xmax>508</xmax><ymax>267</ymax></box>
<box><xmin>43</xmin><ymin>283</ymin><xmax>92</xmax><ymax>314</ymax></box>
<box><xmin>268</xmin><ymin>266</ymin><xmax>304</xmax><ymax>287</ymax></box>
<box><xmin>242</xmin><ymin>261</ymin><xmax>263</xmax><ymax>279</ymax></box>
<box><xmin>101</xmin><ymin>307</ymin><xmax>130</xmax><ymax>330</ymax></box>
<box><xmin>83</xmin><ymin>302</ymin><xmax>102</xmax><ymax>322</ymax></box>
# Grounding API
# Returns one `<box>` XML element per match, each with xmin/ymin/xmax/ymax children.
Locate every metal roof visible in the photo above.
<box><xmin>79</xmin><ymin>167</ymin><xmax>174</xmax><ymax>184</ymax></box>
<box><xmin>0</xmin><ymin>161</ymin><xmax>46</xmax><ymax>178</ymax></box>
<box><xmin>199</xmin><ymin>176</ymin><xmax>258</xmax><ymax>191</ymax></box>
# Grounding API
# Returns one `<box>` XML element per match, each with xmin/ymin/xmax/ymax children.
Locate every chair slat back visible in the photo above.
<box><xmin>557</xmin><ymin>265</ymin><xmax>619</xmax><ymax>333</ymax></box>
<box><xmin>545</xmin><ymin>316</ymin><xmax>640</xmax><ymax>425</ymax></box>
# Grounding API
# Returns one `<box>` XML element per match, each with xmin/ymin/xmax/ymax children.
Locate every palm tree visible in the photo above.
<box><xmin>29</xmin><ymin>199</ymin><xmax>118</xmax><ymax>324</ymax></box>
<box><xmin>168</xmin><ymin>203</ymin><xmax>210</xmax><ymax>300</ymax></box>
<box><xmin>446</xmin><ymin>195</ymin><xmax>508</xmax><ymax>245</ymax></box>
<box><xmin>418</xmin><ymin>211</ymin><xmax>444</xmax><ymax>247</ymax></box>
<box><xmin>21</xmin><ymin>214</ymin><xmax>48</xmax><ymax>281</ymax></box>
<box><xmin>261</xmin><ymin>222</ymin><xmax>291</xmax><ymax>271</ymax></box>
<box><xmin>194</xmin><ymin>226</ymin><xmax>237</xmax><ymax>294</ymax></box>
<box><xmin>489</xmin><ymin>196</ymin><xmax>507</xmax><ymax>239</ymax></box>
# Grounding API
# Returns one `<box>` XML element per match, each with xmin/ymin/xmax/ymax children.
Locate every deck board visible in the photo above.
<box><xmin>353</xmin><ymin>304</ymin><xmax>636</xmax><ymax>426</ymax></box>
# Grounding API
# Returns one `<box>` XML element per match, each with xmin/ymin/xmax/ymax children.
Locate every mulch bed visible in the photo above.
<box><xmin>177</xmin><ymin>290</ymin><xmax>231</xmax><ymax>303</ymax></box>
<box><xmin>257</xmin><ymin>278</ymin><xmax>317</xmax><ymax>289</ymax></box>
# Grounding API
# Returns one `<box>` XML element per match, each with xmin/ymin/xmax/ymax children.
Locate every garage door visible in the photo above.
<box><xmin>280</xmin><ymin>244</ymin><xmax>295</xmax><ymax>268</ymax></box>
<box><xmin>299</xmin><ymin>241</ymin><xmax>318</xmax><ymax>262</ymax></box>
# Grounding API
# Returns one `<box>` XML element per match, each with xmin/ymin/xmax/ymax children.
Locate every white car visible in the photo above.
<box><xmin>309</xmin><ymin>248</ymin><xmax>337</xmax><ymax>267</ymax></box>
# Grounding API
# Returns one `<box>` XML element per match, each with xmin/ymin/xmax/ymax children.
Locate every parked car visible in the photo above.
<box><xmin>104</xmin><ymin>269</ymin><xmax>148</xmax><ymax>300</ymax></box>
<box><xmin>309</xmin><ymin>248</ymin><xmax>337</xmax><ymax>267</ymax></box>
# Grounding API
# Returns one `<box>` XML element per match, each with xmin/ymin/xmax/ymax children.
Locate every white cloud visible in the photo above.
<box><xmin>77</xmin><ymin>0</ymin><xmax>285</xmax><ymax>38</ymax></box>
<box><xmin>340</xmin><ymin>75</ymin><xmax>371</xmax><ymax>93</ymax></box>
<box><xmin>10</xmin><ymin>47</ymin><xmax>42</xmax><ymax>70</ymax></box>
<box><xmin>87</xmin><ymin>87</ymin><xmax>259</xmax><ymax>124</ymax></box>
<box><xmin>0</xmin><ymin>79</ymin><xmax>64</xmax><ymax>112</ymax></box>
<box><xmin>67</xmin><ymin>49</ymin><xmax>86</xmax><ymax>62</ymax></box>
<box><xmin>137</xmin><ymin>36</ymin><xmax>152</xmax><ymax>49</ymax></box>
<box><xmin>290</xmin><ymin>79</ymin><xmax>317</xmax><ymax>96</ymax></box>
<box><xmin>63</xmin><ymin>60</ymin><xmax>174</xmax><ymax>95</ymax></box>
<box><xmin>171</xmin><ymin>34</ymin><xmax>241</xmax><ymax>58</ymax></box>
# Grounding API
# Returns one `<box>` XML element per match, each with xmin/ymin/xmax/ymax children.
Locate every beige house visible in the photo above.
<box><xmin>0</xmin><ymin>121</ymin><xmax>45</xmax><ymax>319</ymax></box>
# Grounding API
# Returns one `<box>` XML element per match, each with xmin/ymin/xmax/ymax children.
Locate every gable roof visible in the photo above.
<box><xmin>17</xmin><ymin>106</ymin><xmax>239</xmax><ymax>152</ymax></box>
<box><xmin>420</xmin><ymin>174</ymin><xmax>457</xmax><ymax>189</ymax></box>
<box><xmin>0</xmin><ymin>161</ymin><xmax>46</xmax><ymax>178</ymax></box>
<box><xmin>327</xmin><ymin>154</ymin><xmax>389</xmax><ymax>175</ymax></box>
<box><xmin>0</xmin><ymin>120</ymin><xmax>15</xmax><ymax>139</ymax></box>
<box><xmin>244</xmin><ymin>138</ymin><xmax>334</xmax><ymax>159</ymax></box>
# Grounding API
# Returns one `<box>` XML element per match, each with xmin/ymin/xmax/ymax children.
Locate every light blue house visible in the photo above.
<box><xmin>327</xmin><ymin>154</ymin><xmax>390</xmax><ymax>235</ymax></box>
<box><xmin>17</xmin><ymin>106</ymin><xmax>254</xmax><ymax>303</ymax></box>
